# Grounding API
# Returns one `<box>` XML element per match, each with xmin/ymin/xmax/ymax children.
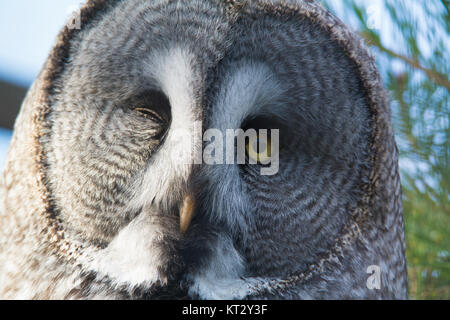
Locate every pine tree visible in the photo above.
<box><xmin>323</xmin><ymin>0</ymin><xmax>449</xmax><ymax>299</ymax></box>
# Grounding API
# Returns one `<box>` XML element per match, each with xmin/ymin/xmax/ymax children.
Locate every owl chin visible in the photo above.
<box><xmin>130</xmin><ymin>276</ymin><xmax>257</xmax><ymax>300</ymax></box>
<box><xmin>78</xmin><ymin>209</ymin><xmax>265</xmax><ymax>300</ymax></box>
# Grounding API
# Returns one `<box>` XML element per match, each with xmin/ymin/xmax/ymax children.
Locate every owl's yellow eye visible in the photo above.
<box><xmin>246</xmin><ymin>134</ymin><xmax>272</xmax><ymax>164</ymax></box>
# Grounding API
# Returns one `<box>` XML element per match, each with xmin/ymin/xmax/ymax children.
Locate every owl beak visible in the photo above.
<box><xmin>180</xmin><ymin>195</ymin><xmax>195</xmax><ymax>234</ymax></box>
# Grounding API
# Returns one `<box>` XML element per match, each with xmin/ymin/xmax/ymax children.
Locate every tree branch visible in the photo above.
<box><xmin>361</xmin><ymin>31</ymin><xmax>450</xmax><ymax>90</ymax></box>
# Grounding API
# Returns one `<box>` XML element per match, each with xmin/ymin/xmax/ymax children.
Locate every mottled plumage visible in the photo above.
<box><xmin>0</xmin><ymin>0</ymin><xmax>407</xmax><ymax>299</ymax></box>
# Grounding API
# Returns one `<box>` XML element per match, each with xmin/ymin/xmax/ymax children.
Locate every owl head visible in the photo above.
<box><xmin>0</xmin><ymin>0</ymin><xmax>407</xmax><ymax>299</ymax></box>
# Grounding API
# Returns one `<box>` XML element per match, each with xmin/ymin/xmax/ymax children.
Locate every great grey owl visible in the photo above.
<box><xmin>0</xmin><ymin>0</ymin><xmax>408</xmax><ymax>299</ymax></box>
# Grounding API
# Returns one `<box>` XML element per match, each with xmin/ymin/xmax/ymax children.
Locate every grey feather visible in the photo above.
<box><xmin>0</xmin><ymin>0</ymin><xmax>407</xmax><ymax>299</ymax></box>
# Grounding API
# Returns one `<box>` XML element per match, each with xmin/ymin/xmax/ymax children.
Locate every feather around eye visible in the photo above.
<box><xmin>134</xmin><ymin>107</ymin><xmax>166</xmax><ymax>123</ymax></box>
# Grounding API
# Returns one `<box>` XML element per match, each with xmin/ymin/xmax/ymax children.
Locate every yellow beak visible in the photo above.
<box><xmin>180</xmin><ymin>195</ymin><xmax>195</xmax><ymax>234</ymax></box>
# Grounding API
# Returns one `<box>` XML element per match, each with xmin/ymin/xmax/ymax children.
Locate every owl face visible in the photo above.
<box><xmin>43</xmin><ymin>0</ymin><xmax>372</xmax><ymax>298</ymax></box>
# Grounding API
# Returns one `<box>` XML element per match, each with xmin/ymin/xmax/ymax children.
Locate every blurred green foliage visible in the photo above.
<box><xmin>323</xmin><ymin>0</ymin><xmax>449</xmax><ymax>299</ymax></box>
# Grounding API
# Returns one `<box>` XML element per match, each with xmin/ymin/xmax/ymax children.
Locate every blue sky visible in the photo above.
<box><xmin>0</xmin><ymin>0</ymin><xmax>84</xmax><ymax>170</ymax></box>
<box><xmin>0</xmin><ymin>0</ymin><xmax>84</xmax><ymax>86</ymax></box>
<box><xmin>0</xmin><ymin>129</ymin><xmax>11</xmax><ymax>170</ymax></box>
